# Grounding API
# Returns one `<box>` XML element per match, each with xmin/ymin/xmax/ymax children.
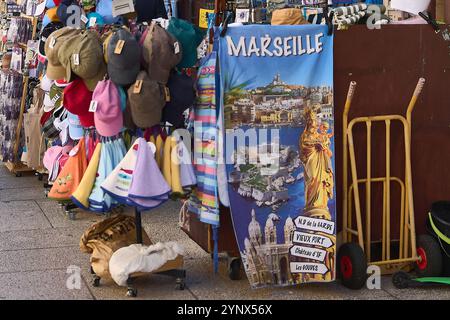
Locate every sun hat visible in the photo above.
<box><xmin>96</xmin><ymin>0</ymin><xmax>122</xmax><ymax>24</ymax></box>
<box><xmin>46</xmin><ymin>0</ymin><xmax>60</xmax><ymax>9</ymax></box>
<box><xmin>58</xmin><ymin>118</ymin><xmax>70</xmax><ymax>145</ymax></box>
<box><xmin>390</xmin><ymin>0</ymin><xmax>431</xmax><ymax>15</ymax></box>
<box><xmin>128</xmin><ymin>71</ymin><xmax>165</xmax><ymax>129</ymax></box>
<box><xmin>43</xmin><ymin>92</ymin><xmax>55</xmax><ymax>112</ymax></box>
<box><xmin>71</xmin><ymin>142</ymin><xmax>101</xmax><ymax>210</ymax></box>
<box><xmin>167</xmin><ymin>18</ymin><xmax>204</xmax><ymax>69</ymax></box>
<box><xmin>38</xmin><ymin>21</ymin><xmax>64</xmax><ymax>58</ymax></box>
<box><xmin>40</xmin><ymin>74</ymin><xmax>54</xmax><ymax>92</ymax></box>
<box><xmin>93</xmin><ymin>80</ymin><xmax>123</xmax><ymax>137</ymax></box>
<box><xmin>162</xmin><ymin>72</ymin><xmax>195</xmax><ymax>128</ymax></box>
<box><xmin>86</xmin><ymin>12</ymin><xmax>105</xmax><ymax>28</ymax></box>
<box><xmin>48</xmin><ymin>137</ymin><xmax>88</xmax><ymax>201</ymax></box>
<box><xmin>44</xmin><ymin>27</ymin><xmax>81</xmax><ymax>80</ymax></box>
<box><xmin>42</xmin><ymin>7</ymin><xmax>60</xmax><ymax>28</ymax></box>
<box><xmin>58</xmin><ymin>30</ymin><xmax>107</xmax><ymax>91</ymax></box>
<box><xmin>106</xmin><ymin>28</ymin><xmax>141</xmax><ymax>86</ymax></box>
<box><xmin>89</xmin><ymin>139</ymin><xmax>125</xmax><ymax>211</ymax></box>
<box><xmin>34</xmin><ymin>0</ymin><xmax>47</xmax><ymax>16</ymax></box>
<box><xmin>177</xmin><ymin>139</ymin><xmax>196</xmax><ymax>188</ymax></box>
<box><xmin>141</xmin><ymin>22</ymin><xmax>182</xmax><ymax>84</ymax></box>
<box><xmin>101</xmin><ymin>139</ymin><xmax>164</xmax><ymax>209</ymax></box>
<box><xmin>46</xmin><ymin>83</ymin><xmax>63</xmax><ymax>110</ymax></box>
<box><xmin>67</xmin><ymin>111</ymin><xmax>84</xmax><ymax>140</ymax></box>
<box><xmin>128</xmin><ymin>138</ymin><xmax>171</xmax><ymax>201</ymax></box>
<box><xmin>63</xmin><ymin>78</ymin><xmax>95</xmax><ymax>127</ymax></box>
<box><xmin>54</xmin><ymin>79</ymin><xmax>70</xmax><ymax>87</ymax></box>
<box><xmin>43</xmin><ymin>145</ymin><xmax>63</xmax><ymax>172</ymax></box>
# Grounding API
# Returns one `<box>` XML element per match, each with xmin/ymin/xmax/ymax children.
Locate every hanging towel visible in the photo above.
<box><xmin>188</xmin><ymin>52</ymin><xmax>220</xmax><ymax>226</ymax></box>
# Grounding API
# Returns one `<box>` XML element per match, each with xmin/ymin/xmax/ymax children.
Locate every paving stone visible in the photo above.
<box><xmin>184</xmin><ymin>257</ymin><xmax>396</xmax><ymax>300</ymax></box>
<box><xmin>80</xmin><ymin>268</ymin><xmax>194</xmax><ymax>300</ymax></box>
<box><xmin>0</xmin><ymin>187</ymin><xmax>46</xmax><ymax>201</ymax></box>
<box><xmin>380</xmin><ymin>276</ymin><xmax>450</xmax><ymax>300</ymax></box>
<box><xmin>0</xmin><ymin>201</ymin><xmax>51</xmax><ymax>232</ymax></box>
<box><xmin>35</xmin><ymin>199</ymin><xmax>103</xmax><ymax>229</ymax></box>
<box><xmin>0</xmin><ymin>228</ymin><xmax>82</xmax><ymax>252</ymax></box>
<box><xmin>0</xmin><ymin>176</ymin><xmax>42</xmax><ymax>190</ymax></box>
<box><xmin>0</xmin><ymin>269</ymin><xmax>93</xmax><ymax>300</ymax></box>
<box><xmin>0</xmin><ymin>247</ymin><xmax>89</xmax><ymax>273</ymax></box>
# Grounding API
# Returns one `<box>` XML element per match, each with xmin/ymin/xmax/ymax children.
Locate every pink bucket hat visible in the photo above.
<box><xmin>93</xmin><ymin>80</ymin><xmax>123</xmax><ymax>137</ymax></box>
<box><xmin>43</xmin><ymin>146</ymin><xmax>63</xmax><ymax>172</ymax></box>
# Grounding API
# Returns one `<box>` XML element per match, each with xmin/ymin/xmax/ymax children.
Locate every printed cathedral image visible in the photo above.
<box><xmin>219</xmin><ymin>25</ymin><xmax>336</xmax><ymax>288</ymax></box>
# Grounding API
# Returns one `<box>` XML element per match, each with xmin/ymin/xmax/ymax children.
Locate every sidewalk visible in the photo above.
<box><xmin>0</xmin><ymin>165</ymin><xmax>449</xmax><ymax>300</ymax></box>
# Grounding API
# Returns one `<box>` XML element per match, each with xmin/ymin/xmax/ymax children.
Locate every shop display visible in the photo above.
<box><xmin>0</xmin><ymin>70</ymin><xmax>23</xmax><ymax>162</ymax></box>
<box><xmin>220</xmin><ymin>24</ymin><xmax>336</xmax><ymax>288</ymax></box>
<box><xmin>0</xmin><ymin>0</ymin><xmax>447</xmax><ymax>299</ymax></box>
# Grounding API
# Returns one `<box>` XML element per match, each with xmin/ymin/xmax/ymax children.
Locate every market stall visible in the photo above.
<box><xmin>0</xmin><ymin>0</ymin><xmax>449</xmax><ymax>295</ymax></box>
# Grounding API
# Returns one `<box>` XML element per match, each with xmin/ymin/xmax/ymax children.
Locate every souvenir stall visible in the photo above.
<box><xmin>1</xmin><ymin>0</ymin><xmax>449</xmax><ymax>296</ymax></box>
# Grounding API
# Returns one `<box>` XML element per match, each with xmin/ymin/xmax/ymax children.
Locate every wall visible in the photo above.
<box><xmin>334</xmin><ymin>24</ymin><xmax>450</xmax><ymax>237</ymax></box>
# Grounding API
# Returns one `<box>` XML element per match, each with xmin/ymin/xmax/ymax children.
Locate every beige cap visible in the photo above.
<box><xmin>44</xmin><ymin>27</ymin><xmax>81</xmax><ymax>80</ymax></box>
<box><xmin>271</xmin><ymin>8</ymin><xmax>308</xmax><ymax>25</ymax></box>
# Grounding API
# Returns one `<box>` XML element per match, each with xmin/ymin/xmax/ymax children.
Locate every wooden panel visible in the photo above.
<box><xmin>334</xmin><ymin>24</ymin><xmax>450</xmax><ymax>236</ymax></box>
<box><xmin>185</xmin><ymin>24</ymin><xmax>450</xmax><ymax>252</ymax></box>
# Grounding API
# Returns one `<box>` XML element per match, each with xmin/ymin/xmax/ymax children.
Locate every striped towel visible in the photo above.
<box><xmin>188</xmin><ymin>52</ymin><xmax>220</xmax><ymax>226</ymax></box>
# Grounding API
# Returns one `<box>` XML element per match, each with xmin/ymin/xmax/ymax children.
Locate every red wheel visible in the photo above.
<box><xmin>416</xmin><ymin>247</ymin><xmax>428</xmax><ymax>271</ymax></box>
<box><xmin>340</xmin><ymin>255</ymin><xmax>353</xmax><ymax>279</ymax></box>
<box><xmin>415</xmin><ymin>234</ymin><xmax>443</xmax><ymax>277</ymax></box>
<box><xmin>337</xmin><ymin>243</ymin><xmax>367</xmax><ymax>290</ymax></box>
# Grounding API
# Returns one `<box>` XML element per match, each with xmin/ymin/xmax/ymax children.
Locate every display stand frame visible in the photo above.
<box><xmin>5</xmin><ymin>13</ymin><xmax>38</xmax><ymax>176</ymax></box>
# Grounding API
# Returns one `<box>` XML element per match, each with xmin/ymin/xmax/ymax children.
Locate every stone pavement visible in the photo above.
<box><xmin>0</xmin><ymin>165</ymin><xmax>449</xmax><ymax>300</ymax></box>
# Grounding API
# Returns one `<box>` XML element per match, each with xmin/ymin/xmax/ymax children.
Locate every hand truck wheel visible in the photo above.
<box><xmin>126</xmin><ymin>288</ymin><xmax>137</xmax><ymax>297</ymax></box>
<box><xmin>337</xmin><ymin>242</ymin><xmax>368</xmax><ymax>290</ymax></box>
<box><xmin>228</xmin><ymin>258</ymin><xmax>242</xmax><ymax>280</ymax></box>
<box><xmin>392</xmin><ymin>271</ymin><xmax>412</xmax><ymax>289</ymax></box>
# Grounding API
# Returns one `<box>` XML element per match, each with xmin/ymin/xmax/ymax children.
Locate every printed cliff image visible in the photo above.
<box><xmin>220</xmin><ymin>24</ymin><xmax>336</xmax><ymax>288</ymax></box>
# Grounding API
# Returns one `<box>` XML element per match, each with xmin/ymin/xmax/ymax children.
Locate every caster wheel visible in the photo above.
<box><xmin>337</xmin><ymin>242</ymin><xmax>368</xmax><ymax>290</ymax></box>
<box><xmin>15</xmin><ymin>172</ymin><xmax>22</xmax><ymax>177</ymax></box>
<box><xmin>92</xmin><ymin>277</ymin><xmax>101</xmax><ymax>287</ymax></box>
<box><xmin>392</xmin><ymin>271</ymin><xmax>411</xmax><ymax>289</ymax></box>
<box><xmin>415</xmin><ymin>234</ymin><xmax>443</xmax><ymax>277</ymax></box>
<box><xmin>126</xmin><ymin>288</ymin><xmax>137</xmax><ymax>297</ymax></box>
<box><xmin>228</xmin><ymin>258</ymin><xmax>242</xmax><ymax>280</ymax></box>
<box><xmin>67</xmin><ymin>212</ymin><xmax>76</xmax><ymax>220</ymax></box>
<box><xmin>176</xmin><ymin>280</ymin><xmax>185</xmax><ymax>290</ymax></box>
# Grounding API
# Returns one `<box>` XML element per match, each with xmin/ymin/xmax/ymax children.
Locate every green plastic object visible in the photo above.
<box><xmin>414</xmin><ymin>277</ymin><xmax>450</xmax><ymax>285</ymax></box>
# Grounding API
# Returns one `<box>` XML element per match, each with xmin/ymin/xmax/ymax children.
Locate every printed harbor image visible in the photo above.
<box><xmin>220</xmin><ymin>25</ymin><xmax>336</xmax><ymax>288</ymax></box>
<box><xmin>224</xmin><ymin>74</ymin><xmax>336</xmax><ymax>287</ymax></box>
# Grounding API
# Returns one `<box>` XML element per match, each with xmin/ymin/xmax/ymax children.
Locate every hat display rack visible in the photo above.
<box><xmin>0</xmin><ymin>1</ymin><xmax>38</xmax><ymax>177</ymax></box>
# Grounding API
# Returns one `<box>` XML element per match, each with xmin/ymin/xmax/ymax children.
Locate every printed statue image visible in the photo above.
<box><xmin>220</xmin><ymin>24</ymin><xmax>336</xmax><ymax>288</ymax></box>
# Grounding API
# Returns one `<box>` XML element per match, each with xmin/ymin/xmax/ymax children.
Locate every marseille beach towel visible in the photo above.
<box><xmin>219</xmin><ymin>25</ymin><xmax>336</xmax><ymax>288</ymax></box>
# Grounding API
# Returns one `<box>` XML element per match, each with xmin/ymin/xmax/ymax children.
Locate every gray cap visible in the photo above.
<box><xmin>106</xmin><ymin>28</ymin><xmax>141</xmax><ymax>86</ymax></box>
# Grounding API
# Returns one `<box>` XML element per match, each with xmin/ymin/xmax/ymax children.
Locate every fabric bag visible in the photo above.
<box><xmin>48</xmin><ymin>137</ymin><xmax>88</xmax><ymax>201</ymax></box>
<box><xmin>80</xmin><ymin>214</ymin><xmax>152</xmax><ymax>279</ymax></box>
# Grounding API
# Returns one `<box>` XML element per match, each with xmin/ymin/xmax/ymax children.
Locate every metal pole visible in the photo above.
<box><xmin>135</xmin><ymin>208</ymin><xmax>143</xmax><ymax>244</ymax></box>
